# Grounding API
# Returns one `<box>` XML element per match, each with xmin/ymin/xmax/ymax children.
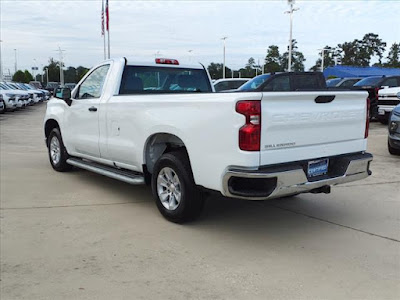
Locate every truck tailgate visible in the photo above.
<box><xmin>260</xmin><ymin>91</ymin><xmax>368</xmax><ymax>165</ymax></box>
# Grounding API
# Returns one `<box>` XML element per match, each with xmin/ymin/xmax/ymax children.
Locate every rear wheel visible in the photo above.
<box><xmin>151</xmin><ymin>150</ymin><xmax>204</xmax><ymax>223</ymax></box>
<box><xmin>388</xmin><ymin>140</ymin><xmax>400</xmax><ymax>156</ymax></box>
<box><xmin>378</xmin><ymin>116</ymin><xmax>388</xmax><ymax>125</ymax></box>
<box><xmin>48</xmin><ymin>128</ymin><xmax>72</xmax><ymax>172</ymax></box>
<box><xmin>0</xmin><ymin>100</ymin><xmax>5</xmax><ymax>114</ymax></box>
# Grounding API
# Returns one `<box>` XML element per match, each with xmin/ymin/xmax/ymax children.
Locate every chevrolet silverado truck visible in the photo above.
<box><xmin>44</xmin><ymin>57</ymin><xmax>373</xmax><ymax>223</ymax></box>
<box><xmin>377</xmin><ymin>87</ymin><xmax>400</xmax><ymax>124</ymax></box>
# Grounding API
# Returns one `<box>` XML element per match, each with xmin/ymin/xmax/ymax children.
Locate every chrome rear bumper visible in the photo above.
<box><xmin>222</xmin><ymin>152</ymin><xmax>373</xmax><ymax>200</ymax></box>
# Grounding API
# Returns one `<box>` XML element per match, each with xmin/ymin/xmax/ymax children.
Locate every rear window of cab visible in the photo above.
<box><xmin>119</xmin><ymin>66</ymin><xmax>212</xmax><ymax>94</ymax></box>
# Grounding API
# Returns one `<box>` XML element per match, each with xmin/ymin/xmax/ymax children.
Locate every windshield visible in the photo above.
<box><xmin>326</xmin><ymin>78</ymin><xmax>341</xmax><ymax>87</ymax></box>
<box><xmin>354</xmin><ymin>77</ymin><xmax>382</xmax><ymax>86</ymax></box>
<box><xmin>5</xmin><ymin>83</ymin><xmax>20</xmax><ymax>90</ymax></box>
<box><xmin>0</xmin><ymin>83</ymin><xmax>10</xmax><ymax>90</ymax></box>
<box><xmin>239</xmin><ymin>74</ymin><xmax>271</xmax><ymax>91</ymax></box>
<box><xmin>15</xmin><ymin>83</ymin><xmax>28</xmax><ymax>90</ymax></box>
<box><xmin>119</xmin><ymin>66</ymin><xmax>212</xmax><ymax>94</ymax></box>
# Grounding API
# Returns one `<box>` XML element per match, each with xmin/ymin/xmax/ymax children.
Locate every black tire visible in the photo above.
<box><xmin>151</xmin><ymin>150</ymin><xmax>204</xmax><ymax>223</ymax></box>
<box><xmin>0</xmin><ymin>100</ymin><xmax>5</xmax><ymax>114</ymax></box>
<box><xmin>47</xmin><ymin>128</ymin><xmax>72</xmax><ymax>172</ymax></box>
<box><xmin>378</xmin><ymin>116</ymin><xmax>388</xmax><ymax>125</ymax></box>
<box><xmin>388</xmin><ymin>140</ymin><xmax>400</xmax><ymax>156</ymax></box>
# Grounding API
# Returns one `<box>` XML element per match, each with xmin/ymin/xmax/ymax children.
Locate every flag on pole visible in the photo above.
<box><xmin>101</xmin><ymin>0</ymin><xmax>105</xmax><ymax>36</ymax></box>
<box><xmin>106</xmin><ymin>0</ymin><xmax>109</xmax><ymax>31</ymax></box>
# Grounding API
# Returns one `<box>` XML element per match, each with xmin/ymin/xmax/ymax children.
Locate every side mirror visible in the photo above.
<box><xmin>54</xmin><ymin>87</ymin><xmax>72</xmax><ymax>105</ymax></box>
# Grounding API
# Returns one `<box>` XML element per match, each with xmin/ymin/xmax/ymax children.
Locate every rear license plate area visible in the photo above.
<box><xmin>307</xmin><ymin>158</ymin><xmax>329</xmax><ymax>177</ymax></box>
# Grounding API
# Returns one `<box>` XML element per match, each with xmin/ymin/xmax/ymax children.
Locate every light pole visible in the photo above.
<box><xmin>14</xmin><ymin>49</ymin><xmax>17</xmax><ymax>73</ymax></box>
<box><xmin>0</xmin><ymin>40</ymin><xmax>3</xmax><ymax>81</ymax></box>
<box><xmin>55</xmin><ymin>46</ymin><xmax>65</xmax><ymax>85</ymax></box>
<box><xmin>285</xmin><ymin>0</ymin><xmax>299</xmax><ymax>72</ymax></box>
<box><xmin>188</xmin><ymin>50</ymin><xmax>193</xmax><ymax>63</ymax></box>
<box><xmin>33</xmin><ymin>59</ymin><xmax>37</xmax><ymax>81</ymax></box>
<box><xmin>318</xmin><ymin>48</ymin><xmax>333</xmax><ymax>72</ymax></box>
<box><xmin>45</xmin><ymin>67</ymin><xmax>49</xmax><ymax>84</ymax></box>
<box><xmin>221</xmin><ymin>36</ymin><xmax>228</xmax><ymax>79</ymax></box>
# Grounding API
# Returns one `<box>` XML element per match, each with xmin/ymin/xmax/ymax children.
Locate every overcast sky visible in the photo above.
<box><xmin>1</xmin><ymin>0</ymin><xmax>399</xmax><ymax>74</ymax></box>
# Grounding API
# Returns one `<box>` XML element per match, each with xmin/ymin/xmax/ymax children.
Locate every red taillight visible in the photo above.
<box><xmin>236</xmin><ymin>100</ymin><xmax>261</xmax><ymax>151</ymax></box>
<box><xmin>155</xmin><ymin>58</ymin><xmax>179</xmax><ymax>65</ymax></box>
<box><xmin>365</xmin><ymin>98</ymin><xmax>370</xmax><ymax>138</ymax></box>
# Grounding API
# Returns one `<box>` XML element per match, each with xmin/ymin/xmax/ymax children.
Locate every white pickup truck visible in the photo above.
<box><xmin>44</xmin><ymin>57</ymin><xmax>373</xmax><ymax>223</ymax></box>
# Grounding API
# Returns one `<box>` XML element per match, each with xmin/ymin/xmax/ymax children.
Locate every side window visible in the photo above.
<box><xmin>214</xmin><ymin>81</ymin><xmax>230</xmax><ymax>92</ymax></box>
<box><xmin>292</xmin><ymin>75</ymin><xmax>321</xmax><ymax>90</ymax></box>
<box><xmin>76</xmin><ymin>65</ymin><xmax>110</xmax><ymax>99</ymax></box>
<box><xmin>341</xmin><ymin>79</ymin><xmax>358</xmax><ymax>87</ymax></box>
<box><xmin>263</xmin><ymin>75</ymin><xmax>290</xmax><ymax>91</ymax></box>
<box><xmin>382</xmin><ymin>78</ymin><xmax>398</xmax><ymax>87</ymax></box>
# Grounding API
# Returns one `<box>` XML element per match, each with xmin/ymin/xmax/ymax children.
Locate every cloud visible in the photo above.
<box><xmin>1</xmin><ymin>0</ymin><xmax>399</xmax><ymax>72</ymax></box>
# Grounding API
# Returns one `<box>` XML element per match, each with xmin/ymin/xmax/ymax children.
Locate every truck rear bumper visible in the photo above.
<box><xmin>222</xmin><ymin>152</ymin><xmax>373</xmax><ymax>200</ymax></box>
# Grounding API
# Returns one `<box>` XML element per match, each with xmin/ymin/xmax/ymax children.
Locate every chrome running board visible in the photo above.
<box><xmin>66</xmin><ymin>158</ymin><xmax>145</xmax><ymax>185</ymax></box>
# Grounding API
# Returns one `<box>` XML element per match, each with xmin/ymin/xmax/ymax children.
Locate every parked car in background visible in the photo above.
<box><xmin>388</xmin><ymin>103</ymin><xmax>400</xmax><ymax>155</ymax></box>
<box><xmin>0</xmin><ymin>82</ymin><xmax>30</xmax><ymax>107</ymax></box>
<box><xmin>29</xmin><ymin>81</ymin><xmax>43</xmax><ymax>89</ymax></box>
<box><xmin>213</xmin><ymin>78</ymin><xmax>250</xmax><ymax>92</ymax></box>
<box><xmin>13</xmin><ymin>83</ymin><xmax>44</xmax><ymax>103</ymax></box>
<box><xmin>353</xmin><ymin>76</ymin><xmax>400</xmax><ymax>119</ymax></box>
<box><xmin>0</xmin><ymin>87</ymin><xmax>17</xmax><ymax>111</ymax></box>
<box><xmin>21</xmin><ymin>83</ymin><xmax>49</xmax><ymax>101</ymax></box>
<box><xmin>237</xmin><ymin>72</ymin><xmax>326</xmax><ymax>92</ymax></box>
<box><xmin>45</xmin><ymin>82</ymin><xmax>60</xmax><ymax>94</ymax></box>
<box><xmin>326</xmin><ymin>77</ymin><xmax>362</xmax><ymax>88</ymax></box>
<box><xmin>0</xmin><ymin>94</ymin><xmax>5</xmax><ymax>113</ymax></box>
<box><xmin>377</xmin><ymin>87</ymin><xmax>400</xmax><ymax>124</ymax></box>
<box><xmin>64</xmin><ymin>83</ymin><xmax>77</xmax><ymax>90</ymax></box>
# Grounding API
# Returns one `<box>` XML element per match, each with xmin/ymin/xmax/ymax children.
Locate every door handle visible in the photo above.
<box><xmin>88</xmin><ymin>106</ymin><xmax>97</xmax><ymax>112</ymax></box>
<box><xmin>315</xmin><ymin>95</ymin><xmax>335</xmax><ymax>103</ymax></box>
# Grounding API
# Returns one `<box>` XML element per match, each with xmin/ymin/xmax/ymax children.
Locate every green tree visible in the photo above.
<box><xmin>338</xmin><ymin>33</ymin><xmax>387</xmax><ymax>66</ymax></box>
<box><xmin>64</xmin><ymin>67</ymin><xmax>77</xmax><ymax>83</ymax></box>
<box><xmin>24</xmin><ymin>70</ymin><xmax>33</xmax><ymax>82</ymax></box>
<box><xmin>338</xmin><ymin>40</ymin><xmax>369</xmax><ymax>66</ymax></box>
<box><xmin>362</xmin><ymin>33</ymin><xmax>386</xmax><ymax>64</ymax></box>
<box><xmin>310</xmin><ymin>45</ymin><xmax>338</xmax><ymax>71</ymax></box>
<box><xmin>43</xmin><ymin>58</ymin><xmax>61</xmax><ymax>82</ymax></box>
<box><xmin>12</xmin><ymin>70</ymin><xmax>26</xmax><ymax>82</ymax></box>
<box><xmin>264</xmin><ymin>45</ymin><xmax>283</xmax><ymax>73</ymax></box>
<box><xmin>280</xmin><ymin>39</ymin><xmax>305</xmax><ymax>71</ymax></box>
<box><xmin>76</xmin><ymin>66</ymin><xmax>89</xmax><ymax>82</ymax></box>
<box><xmin>244</xmin><ymin>57</ymin><xmax>256</xmax><ymax>77</ymax></box>
<box><xmin>385</xmin><ymin>43</ymin><xmax>400</xmax><ymax>68</ymax></box>
<box><xmin>206</xmin><ymin>63</ymin><xmax>232</xmax><ymax>79</ymax></box>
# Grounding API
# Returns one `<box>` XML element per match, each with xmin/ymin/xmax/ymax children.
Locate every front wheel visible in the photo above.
<box><xmin>47</xmin><ymin>128</ymin><xmax>72</xmax><ymax>172</ymax></box>
<box><xmin>388</xmin><ymin>140</ymin><xmax>400</xmax><ymax>156</ymax></box>
<box><xmin>0</xmin><ymin>100</ymin><xmax>5</xmax><ymax>114</ymax></box>
<box><xmin>151</xmin><ymin>151</ymin><xmax>204</xmax><ymax>223</ymax></box>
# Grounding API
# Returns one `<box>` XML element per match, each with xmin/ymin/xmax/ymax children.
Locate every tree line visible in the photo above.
<box><xmin>12</xmin><ymin>58</ymin><xmax>90</xmax><ymax>84</ymax></box>
<box><xmin>208</xmin><ymin>33</ymin><xmax>400</xmax><ymax>79</ymax></box>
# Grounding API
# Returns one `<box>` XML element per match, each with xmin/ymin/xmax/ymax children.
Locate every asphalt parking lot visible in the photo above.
<box><xmin>1</xmin><ymin>103</ymin><xmax>399</xmax><ymax>300</ymax></box>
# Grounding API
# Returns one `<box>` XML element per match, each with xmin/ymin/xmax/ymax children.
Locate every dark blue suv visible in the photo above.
<box><xmin>388</xmin><ymin>102</ymin><xmax>400</xmax><ymax>155</ymax></box>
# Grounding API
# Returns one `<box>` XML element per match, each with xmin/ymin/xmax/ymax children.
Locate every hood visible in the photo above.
<box><xmin>393</xmin><ymin>104</ymin><xmax>400</xmax><ymax>115</ymax></box>
<box><xmin>0</xmin><ymin>89</ymin><xmax>29</xmax><ymax>96</ymax></box>
<box><xmin>378</xmin><ymin>86</ymin><xmax>400</xmax><ymax>96</ymax></box>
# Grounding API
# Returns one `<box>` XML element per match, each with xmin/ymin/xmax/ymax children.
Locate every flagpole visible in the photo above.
<box><xmin>104</xmin><ymin>33</ymin><xmax>106</xmax><ymax>60</ymax></box>
<box><xmin>106</xmin><ymin>0</ymin><xmax>110</xmax><ymax>59</ymax></box>
<box><xmin>102</xmin><ymin>0</ymin><xmax>106</xmax><ymax>60</ymax></box>
<box><xmin>107</xmin><ymin>28</ymin><xmax>110</xmax><ymax>59</ymax></box>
